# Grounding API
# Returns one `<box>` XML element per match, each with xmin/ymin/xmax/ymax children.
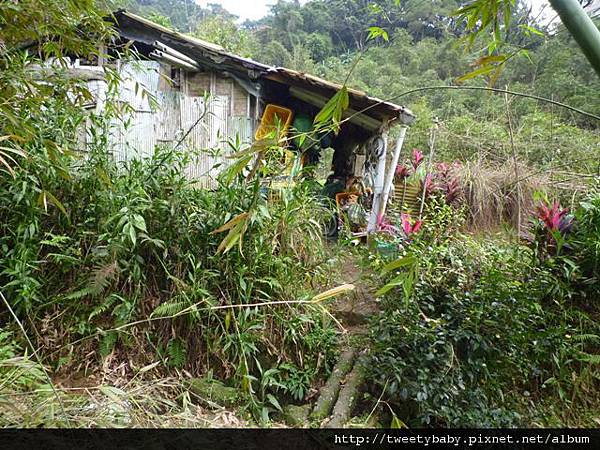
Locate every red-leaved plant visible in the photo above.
<box><xmin>433</xmin><ymin>161</ymin><xmax>462</xmax><ymax>204</ymax></box>
<box><xmin>377</xmin><ymin>213</ymin><xmax>400</xmax><ymax>235</ymax></box>
<box><xmin>412</xmin><ymin>149</ymin><xmax>423</xmax><ymax>170</ymax></box>
<box><xmin>401</xmin><ymin>213</ymin><xmax>422</xmax><ymax>236</ymax></box>
<box><xmin>536</xmin><ymin>200</ymin><xmax>573</xmax><ymax>234</ymax></box>
<box><xmin>395</xmin><ymin>164</ymin><xmax>411</xmax><ymax>180</ymax></box>
<box><xmin>528</xmin><ymin>199</ymin><xmax>574</xmax><ymax>257</ymax></box>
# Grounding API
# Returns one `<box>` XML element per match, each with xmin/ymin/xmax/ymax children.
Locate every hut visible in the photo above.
<box><xmin>76</xmin><ymin>10</ymin><xmax>416</xmax><ymax>231</ymax></box>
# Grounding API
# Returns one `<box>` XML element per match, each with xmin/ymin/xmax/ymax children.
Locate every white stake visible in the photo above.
<box><xmin>379</xmin><ymin>126</ymin><xmax>407</xmax><ymax>222</ymax></box>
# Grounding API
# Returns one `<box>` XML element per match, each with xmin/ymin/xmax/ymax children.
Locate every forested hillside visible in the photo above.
<box><xmin>124</xmin><ymin>0</ymin><xmax>599</xmax><ymax>174</ymax></box>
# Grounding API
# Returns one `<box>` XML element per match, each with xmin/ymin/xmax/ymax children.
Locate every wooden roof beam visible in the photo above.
<box><xmin>289</xmin><ymin>86</ymin><xmax>387</xmax><ymax>132</ymax></box>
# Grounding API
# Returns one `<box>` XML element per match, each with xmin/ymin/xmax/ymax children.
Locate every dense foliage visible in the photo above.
<box><xmin>0</xmin><ymin>0</ymin><xmax>341</xmax><ymax>424</ymax></box>
<box><xmin>369</xmin><ymin>190</ymin><xmax>600</xmax><ymax>426</ymax></box>
<box><xmin>2</xmin><ymin>0</ymin><xmax>599</xmax><ymax>428</ymax></box>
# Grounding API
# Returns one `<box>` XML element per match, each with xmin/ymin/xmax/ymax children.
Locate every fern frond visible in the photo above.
<box><xmin>167</xmin><ymin>339</ymin><xmax>186</xmax><ymax>368</ymax></box>
<box><xmin>151</xmin><ymin>301</ymin><xmax>190</xmax><ymax>318</ymax></box>
<box><xmin>65</xmin><ymin>261</ymin><xmax>119</xmax><ymax>300</ymax></box>
<box><xmin>572</xmin><ymin>334</ymin><xmax>600</xmax><ymax>343</ymax></box>
<box><xmin>88</xmin><ymin>294</ymin><xmax>118</xmax><ymax>320</ymax></box>
<box><xmin>99</xmin><ymin>331</ymin><xmax>117</xmax><ymax>358</ymax></box>
<box><xmin>88</xmin><ymin>261</ymin><xmax>119</xmax><ymax>296</ymax></box>
<box><xmin>579</xmin><ymin>353</ymin><xmax>600</xmax><ymax>364</ymax></box>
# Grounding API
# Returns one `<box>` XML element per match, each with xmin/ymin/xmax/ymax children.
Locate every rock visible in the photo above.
<box><xmin>185</xmin><ymin>377</ymin><xmax>240</xmax><ymax>408</ymax></box>
<box><xmin>283</xmin><ymin>404</ymin><xmax>311</xmax><ymax>427</ymax></box>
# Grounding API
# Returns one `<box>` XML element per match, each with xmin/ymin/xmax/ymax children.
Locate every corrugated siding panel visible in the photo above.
<box><xmin>119</xmin><ymin>61</ymin><xmax>160</xmax><ymax>112</ymax></box>
<box><xmin>228</xmin><ymin>117</ymin><xmax>255</xmax><ymax>146</ymax></box>
<box><xmin>181</xmin><ymin>96</ymin><xmax>229</xmax><ymax>187</ymax></box>
<box><xmin>83</xmin><ymin>61</ymin><xmax>252</xmax><ymax>186</ymax></box>
<box><xmin>155</xmin><ymin>91</ymin><xmax>181</xmax><ymax>143</ymax></box>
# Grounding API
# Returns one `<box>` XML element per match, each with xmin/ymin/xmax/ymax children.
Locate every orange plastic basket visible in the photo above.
<box><xmin>255</xmin><ymin>104</ymin><xmax>293</xmax><ymax>141</ymax></box>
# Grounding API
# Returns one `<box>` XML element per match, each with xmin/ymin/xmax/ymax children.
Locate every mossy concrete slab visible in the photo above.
<box><xmin>185</xmin><ymin>378</ymin><xmax>240</xmax><ymax>408</ymax></box>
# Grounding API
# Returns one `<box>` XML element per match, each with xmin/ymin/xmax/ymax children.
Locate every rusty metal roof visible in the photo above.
<box><xmin>112</xmin><ymin>10</ymin><xmax>414</xmax><ymax>127</ymax></box>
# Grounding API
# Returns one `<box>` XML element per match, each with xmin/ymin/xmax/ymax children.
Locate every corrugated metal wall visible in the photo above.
<box><xmin>87</xmin><ymin>61</ymin><xmax>255</xmax><ymax>187</ymax></box>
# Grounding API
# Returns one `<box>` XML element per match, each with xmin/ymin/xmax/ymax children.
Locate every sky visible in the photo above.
<box><xmin>195</xmin><ymin>0</ymin><xmax>592</xmax><ymax>25</ymax></box>
<box><xmin>196</xmin><ymin>0</ymin><xmax>307</xmax><ymax>22</ymax></box>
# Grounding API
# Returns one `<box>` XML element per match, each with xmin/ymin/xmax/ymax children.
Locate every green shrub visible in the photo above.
<box><xmin>0</xmin><ymin>142</ymin><xmax>338</xmax><ymax>420</ymax></box>
<box><xmin>369</xmin><ymin>203</ymin><xmax>600</xmax><ymax>426</ymax></box>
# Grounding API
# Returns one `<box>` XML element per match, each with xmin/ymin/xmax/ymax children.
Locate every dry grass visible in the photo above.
<box><xmin>0</xmin><ymin>372</ymin><xmax>253</xmax><ymax>428</ymax></box>
<box><xmin>0</xmin><ymin>347</ymin><xmax>253</xmax><ymax>428</ymax></box>
<box><xmin>454</xmin><ymin>159</ymin><xmax>548</xmax><ymax>231</ymax></box>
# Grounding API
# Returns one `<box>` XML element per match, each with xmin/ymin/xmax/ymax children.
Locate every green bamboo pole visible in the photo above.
<box><xmin>549</xmin><ymin>0</ymin><xmax>600</xmax><ymax>77</ymax></box>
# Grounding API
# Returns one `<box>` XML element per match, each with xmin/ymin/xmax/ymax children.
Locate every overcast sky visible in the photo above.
<box><xmin>196</xmin><ymin>0</ymin><xmax>558</xmax><ymax>23</ymax></box>
<box><xmin>196</xmin><ymin>0</ymin><xmax>307</xmax><ymax>22</ymax></box>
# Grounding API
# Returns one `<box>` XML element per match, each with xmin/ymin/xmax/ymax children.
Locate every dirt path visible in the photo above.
<box><xmin>329</xmin><ymin>251</ymin><xmax>379</xmax><ymax>334</ymax></box>
<box><xmin>305</xmin><ymin>250</ymin><xmax>380</xmax><ymax>428</ymax></box>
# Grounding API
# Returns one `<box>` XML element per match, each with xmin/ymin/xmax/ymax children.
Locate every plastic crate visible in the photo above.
<box><xmin>255</xmin><ymin>104</ymin><xmax>293</xmax><ymax>140</ymax></box>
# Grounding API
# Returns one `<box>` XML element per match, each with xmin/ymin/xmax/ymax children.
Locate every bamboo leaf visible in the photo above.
<box><xmin>376</xmin><ymin>274</ymin><xmax>406</xmax><ymax>296</ymax></box>
<box><xmin>382</xmin><ymin>256</ymin><xmax>417</xmax><ymax>274</ymax></box>
<box><xmin>42</xmin><ymin>189</ymin><xmax>68</xmax><ymax>218</ymax></box>
<box><xmin>367</xmin><ymin>26</ymin><xmax>389</xmax><ymax>42</ymax></box>
<box><xmin>211</xmin><ymin>212</ymin><xmax>250</xmax><ymax>235</ymax></box>
<box><xmin>456</xmin><ymin>65</ymin><xmax>495</xmax><ymax>83</ymax></box>
<box><xmin>311</xmin><ymin>284</ymin><xmax>355</xmax><ymax>303</ymax></box>
<box><xmin>0</xmin><ymin>154</ymin><xmax>16</xmax><ymax>178</ymax></box>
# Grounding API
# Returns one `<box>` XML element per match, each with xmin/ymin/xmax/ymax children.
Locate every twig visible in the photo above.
<box><xmin>49</xmin><ymin>292</ymin><xmax>350</xmax><ymax>358</ymax></box>
<box><xmin>418</xmin><ymin>121</ymin><xmax>438</xmax><ymax>220</ymax></box>
<box><xmin>341</xmin><ymin>85</ymin><xmax>600</xmax><ymax>124</ymax></box>
<box><xmin>504</xmin><ymin>86</ymin><xmax>522</xmax><ymax>234</ymax></box>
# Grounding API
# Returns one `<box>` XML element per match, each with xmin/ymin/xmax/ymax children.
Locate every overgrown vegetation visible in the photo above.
<box><xmin>368</xmin><ymin>186</ymin><xmax>600</xmax><ymax>426</ymax></box>
<box><xmin>0</xmin><ymin>0</ymin><xmax>345</xmax><ymax>426</ymax></box>
<box><xmin>2</xmin><ymin>0</ymin><xmax>599</xmax><ymax>429</ymax></box>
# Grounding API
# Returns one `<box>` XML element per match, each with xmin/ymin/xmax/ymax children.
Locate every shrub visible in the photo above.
<box><xmin>0</xmin><ymin>142</ymin><xmax>339</xmax><ymax>420</ymax></box>
<box><xmin>369</xmin><ymin>201</ymin><xmax>600</xmax><ymax>426</ymax></box>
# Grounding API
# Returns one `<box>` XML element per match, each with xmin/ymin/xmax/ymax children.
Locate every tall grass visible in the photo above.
<box><xmin>455</xmin><ymin>159</ymin><xmax>548</xmax><ymax>231</ymax></box>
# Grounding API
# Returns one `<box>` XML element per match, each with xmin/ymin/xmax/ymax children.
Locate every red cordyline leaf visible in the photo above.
<box><xmin>377</xmin><ymin>213</ymin><xmax>399</xmax><ymax>235</ymax></box>
<box><xmin>401</xmin><ymin>213</ymin><xmax>422</xmax><ymax>235</ymax></box>
<box><xmin>436</xmin><ymin>162</ymin><xmax>449</xmax><ymax>175</ymax></box>
<box><xmin>536</xmin><ymin>200</ymin><xmax>568</xmax><ymax>231</ymax></box>
<box><xmin>395</xmin><ymin>164</ymin><xmax>411</xmax><ymax>179</ymax></box>
<box><xmin>445</xmin><ymin>179</ymin><xmax>460</xmax><ymax>203</ymax></box>
<box><xmin>412</xmin><ymin>220</ymin><xmax>422</xmax><ymax>233</ymax></box>
<box><xmin>412</xmin><ymin>149</ymin><xmax>423</xmax><ymax>169</ymax></box>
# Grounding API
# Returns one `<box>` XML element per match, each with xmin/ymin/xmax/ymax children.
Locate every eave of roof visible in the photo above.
<box><xmin>112</xmin><ymin>10</ymin><xmax>415</xmax><ymax>126</ymax></box>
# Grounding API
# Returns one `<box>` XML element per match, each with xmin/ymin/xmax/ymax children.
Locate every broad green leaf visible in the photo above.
<box><xmin>267</xmin><ymin>393</ymin><xmax>283</xmax><ymax>412</ymax></box>
<box><xmin>376</xmin><ymin>274</ymin><xmax>406</xmax><ymax>296</ymax></box>
<box><xmin>132</xmin><ymin>214</ymin><xmax>147</xmax><ymax>232</ymax></box>
<box><xmin>367</xmin><ymin>26</ymin><xmax>389</xmax><ymax>42</ymax></box>
<box><xmin>382</xmin><ymin>256</ymin><xmax>417</xmax><ymax>273</ymax></box>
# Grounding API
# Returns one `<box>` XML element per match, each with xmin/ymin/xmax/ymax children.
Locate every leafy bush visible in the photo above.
<box><xmin>0</xmin><ymin>140</ymin><xmax>339</xmax><ymax>420</ymax></box>
<box><xmin>369</xmin><ymin>200</ymin><xmax>600</xmax><ymax>426</ymax></box>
